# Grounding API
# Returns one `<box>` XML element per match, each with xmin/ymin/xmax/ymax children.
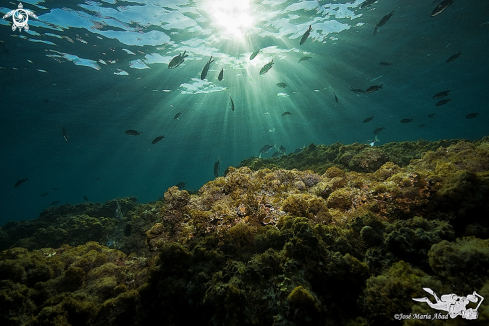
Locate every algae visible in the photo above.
<box><xmin>0</xmin><ymin>137</ymin><xmax>488</xmax><ymax>325</ymax></box>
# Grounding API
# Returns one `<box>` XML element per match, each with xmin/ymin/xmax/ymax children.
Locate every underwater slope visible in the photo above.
<box><xmin>0</xmin><ymin>137</ymin><xmax>489</xmax><ymax>325</ymax></box>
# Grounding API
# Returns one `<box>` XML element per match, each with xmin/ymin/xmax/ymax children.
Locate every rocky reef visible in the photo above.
<box><xmin>1</xmin><ymin>137</ymin><xmax>488</xmax><ymax>325</ymax></box>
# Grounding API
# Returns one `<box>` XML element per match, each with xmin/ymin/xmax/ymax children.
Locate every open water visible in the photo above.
<box><xmin>1</xmin><ymin>0</ymin><xmax>488</xmax><ymax>225</ymax></box>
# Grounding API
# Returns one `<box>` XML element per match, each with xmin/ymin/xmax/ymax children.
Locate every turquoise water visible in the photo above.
<box><xmin>1</xmin><ymin>0</ymin><xmax>488</xmax><ymax>225</ymax></box>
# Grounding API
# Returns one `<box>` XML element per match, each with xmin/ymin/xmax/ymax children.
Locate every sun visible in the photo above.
<box><xmin>208</xmin><ymin>0</ymin><xmax>254</xmax><ymax>39</ymax></box>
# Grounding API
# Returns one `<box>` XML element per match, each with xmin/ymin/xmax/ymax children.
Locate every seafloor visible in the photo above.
<box><xmin>1</xmin><ymin>138</ymin><xmax>488</xmax><ymax>325</ymax></box>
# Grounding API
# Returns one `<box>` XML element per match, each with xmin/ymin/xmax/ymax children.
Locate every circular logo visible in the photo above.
<box><xmin>13</xmin><ymin>9</ymin><xmax>28</xmax><ymax>27</ymax></box>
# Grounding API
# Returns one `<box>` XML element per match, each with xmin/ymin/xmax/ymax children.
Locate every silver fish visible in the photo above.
<box><xmin>258</xmin><ymin>145</ymin><xmax>274</xmax><ymax>158</ymax></box>
<box><xmin>465</xmin><ymin>112</ymin><xmax>479</xmax><ymax>119</ymax></box>
<box><xmin>433</xmin><ymin>90</ymin><xmax>450</xmax><ymax>99</ymax></box>
<box><xmin>361</xmin><ymin>0</ymin><xmax>377</xmax><ymax>9</ymax></box>
<box><xmin>364</xmin><ymin>84</ymin><xmax>383</xmax><ymax>93</ymax></box>
<box><xmin>373</xmin><ymin>10</ymin><xmax>394</xmax><ymax>35</ymax></box>
<box><xmin>152</xmin><ymin>136</ymin><xmax>165</xmax><ymax>144</ymax></box>
<box><xmin>363</xmin><ymin>116</ymin><xmax>374</xmax><ymax>123</ymax></box>
<box><xmin>250</xmin><ymin>49</ymin><xmax>260</xmax><ymax>60</ymax></box>
<box><xmin>15</xmin><ymin>178</ymin><xmax>28</xmax><ymax>188</ymax></box>
<box><xmin>435</xmin><ymin>99</ymin><xmax>451</xmax><ymax>106</ymax></box>
<box><xmin>259</xmin><ymin>60</ymin><xmax>274</xmax><ymax>75</ymax></box>
<box><xmin>62</xmin><ymin>127</ymin><xmax>69</xmax><ymax>142</ymax></box>
<box><xmin>168</xmin><ymin>50</ymin><xmax>188</xmax><ymax>69</ymax></box>
<box><xmin>201</xmin><ymin>56</ymin><xmax>215</xmax><ymax>80</ymax></box>
<box><xmin>124</xmin><ymin>130</ymin><xmax>141</xmax><ymax>136</ymax></box>
<box><xmin>298</xmin><ymin>56</ymin><xmax>312</xmax><ymax>63</ymax></box>
<box><xmin>214</xmin><ymin>158</ymin><xmax>221</xmax><ymax>177</ymax></box>
<box><xmin>300</xmin><ymin>25</ymin><xmax>312</xmax><ymax>45</ymax></box>
<box><xmin>446</xmin><ymin>51</ymin><xmax>461</xmax><ymax>63</ymax></box>
<box><xmin>431</xmin><ymin>0</ymin><xmax>454</xmax><ymax>17</ymax></box>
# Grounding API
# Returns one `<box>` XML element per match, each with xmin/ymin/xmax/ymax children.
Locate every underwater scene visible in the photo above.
<box><xmin>1</xmin><ymin>0</ymin><xmax>488</xmax><ymax>325</ymax></box>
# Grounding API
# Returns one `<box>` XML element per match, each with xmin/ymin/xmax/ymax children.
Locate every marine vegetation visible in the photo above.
<box><xmin>238</xmin><ymin>138</ymin><xmax>467</xmax><ymax>174</ymax></box>
<box><xmin>0</xmin><ymin>197</ymin><xmax>162</xmax><ymax>257</ymax></box>
<box><xmin>1</xmin><ymin>137</ymin><xmax>489</xmax><ymax>325</ymax></box>
<box><xmin>0</xmin><ymin>242</ymin><xmax>149</xmax><ymax>325</ymax></box>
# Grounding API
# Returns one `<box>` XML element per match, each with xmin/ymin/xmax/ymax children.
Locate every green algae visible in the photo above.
<box><xmin>238</xmin><ymin>138</ymin><xmax>467</xmax><ymax>174</ymax></box>
<box><xmin>0</xmin><ymin>137</ymin><xmax>489</xmax><ymax>325</ymax></box>
<box><xmin>0</xmin><ymin>242</ymin><xmax>148</xmax><ymax>326</ymax></box>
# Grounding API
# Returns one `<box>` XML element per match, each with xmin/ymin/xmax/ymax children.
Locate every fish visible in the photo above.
<box><xmin>293</xmin><ymin>146</ymin><xmax>305</xmax><ymax>154</ymax></box>
<box><xmin>62</xmin><ymin>127</ymin><xmax>69</xmax><ymax>142</ymax></box>
<box><xmin>214</xmin><ymin>158</ymin><xmax>221</xmax><ymax>177</ymax></box>
<box><xmin>50</xmin><ymin>201</ymin><xmax>60</xmax><ymax>206</ymax></box>
<box><xmin>201</xmin><ymin>56</ymin><xmax>215</xmax><ymax>80</ymax></box>
<box><xmin>175</xmin><ymin>182</ymin><xmax>186</xmax><ymax>188</ymax></box>
<box><xmin>276</xmin><ymin>82</ymin><xmax>287</xmax><ymax>88</ymax></box>
<box><xmin>250</xmin><ymin>49</ymin><xmax>260</xmax><ymax>60</ymax></box>
<box><xmin>279</xmin><ymin>145</ymin><xmax>286</xmax><ymax>153</ymax></box>
<box><xmin>230</xmin><ymin>96</ymin><xmax>235</xmax><ymax>111</ymax></box>
<box><xmin>369</xmin><ymin>135</ymin><xmax>380</xmax><ymax>147</ymax></box>
<box><xmin>428</xmin><ymin>113</ymin><xmax>437</xmax><ymax>118</ymax></box>
<box><xmin>218</xmin><ymin>68</ymin><xmax>223</xmax><ymax>81</ymax></box>
<box><xmin>115</xmin><ymin>201</ymin><xmax>124</xmax><ymax>219</ymax></box>
<box><xmin>378</xmin><ymin>62</ymin><xmax>392</xmax><ymax>66</ymax></box>
<box><xmin>419</xmin><ymin>124</ymin><xmax>426</xmax><ymax>128</ymax></box>
<box><xmin>83</xmin><ymin>196</ymin><xmax>89</xmax><ymax>201</ymax></box>
<box><xmin>333</xmin><ymin>92</ymin><xmax>338</xmax><ymax>103</ymax></box>
<box><xmin>373</xmin><ymin>127</ymin><xmax>385</xmax><ymax>135</ymax></box>
<box><xmin>373</xmin><ymin>10</ymin><xmax>394</xmax><ymax>35</ymax></box>
<box><xmin>95</xmin><ymin>178</ymin><xmax>101</xmax><ymax>181</ymax></box>
<box><xmin>465</xmin><ymin>113</ymin><xmax>479</xmax><ymax>119</ymax></box>
<box><xmin>152</xmin><ymin>136</ymin><xmax>165</xmax><ymax>144</ymax></box>
<box><xmin>361</xmin><ymin>0</ymin><xmax>377</xmax><ymax>9</ymax></box>
<box><xmin>168</xmin><ymin>50</ymin><xmax>189</xmax><ymax>69</ymax></box>
<box><xmin>41</xmin><ymin>192</ymin><xmax>48</xmax><ymax>197</ymax></box>
<box><xmin>363</xmin><ymin>116</ymin><xmax>374</xmax><ymax>123</ymax></box>
<box><xmin>446</xmin><ymin>51</ymin><xmax>462</xmax><ymax>63</ymax></box>
<box><xmin>259</xmin><ymin>145</ymin><xmax>275</xmax><ymax>158</ymax></box>
<box><xmin>370</xmin><ymin>75</ymin><xmax>383</xmax><ymax>82</ymax></box>
<box><xmin>400</xmin><ymin>119</ymin><xmax>413</xmax><ymax>124</ymax></box>
<box><xmin>52</xmin><ymin>187</ymin><xmax>60</xmax><ymax>190</ymax></box>
<box><xmin>350</xmin><ymin>87</ymin><xmax>364</xmax><ymax>94</ymax></box>
<box><xmin>433</xmin><ymin>90</ymin><xmax>450</xmax><ymax>99</ymax></box>
<box><xmin>282</xmin><ymin>111</ymin><xmax>292</xmax><ymax>116</ymax></box>
<box><xmin>272</xmin><ymin>151</ymin><xmax>282</xmax><ymax>158</ymax></box>
<box><xmin>436</xmin><ymin>99</ymin><xmax>451</xmax><ymax>106</ymax></box>
<box><xmin>365</xmin><ymin>84</ymin><xmax>383</xmax><ymax>93</ymax></box>
<box><xmin>300</xmin><ymin>25</ymin><xmax>313</xmax><ymax>45</ymax></box>
<box><xmin>298</xmin><ymin>56</ymin><xmax>312</xmax><ymax>63</ymax></box>
<box><xmin>174</xmin><ymin>112</ymin><xmax>182</xmax><ymax>120</ymax></box>
<box><xmin>14</xmin><ymin>178</ymin><xmax>28</xmax><ymax>188</ymax></box>
<box><xmin>431</xmin><ymin>0</ymin><xmax>454</xmax><ymax>17</ymax></box>
<box><xmin>124</xmin><ymin>130</ymin><xmax>141</xmax><ymax>136</ymax></box>
<box><xmin>259</xmin><ymin>60</ymin><xmax>274</xmax><ymax>75</ymax></box>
